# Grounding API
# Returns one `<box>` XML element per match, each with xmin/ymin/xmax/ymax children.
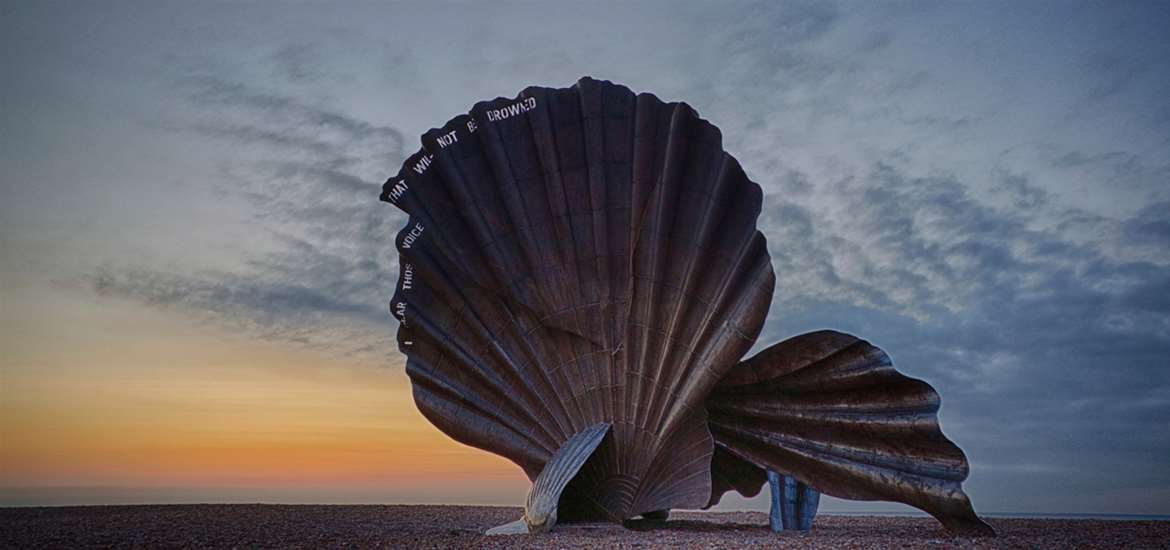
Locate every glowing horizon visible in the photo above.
<box><xmin>0</xmin><ymin>288</ymin><xmax>527</xmax><ymax>506</ymax></box>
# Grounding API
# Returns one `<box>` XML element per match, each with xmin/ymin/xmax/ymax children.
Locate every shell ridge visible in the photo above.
<box><xmin>423</xmin><ymin>125</ymin><xmax>594</xmax><ymax>437</ymax></box>
<box><xmin>618</xmin><ymin>93</ymin><xmax>669</xmax><ymax>441</ymax></box>
<box><xmin>575</xmin><ymin>81</ymin><xmax>612</xmax><ymax>428</ymax></box>
<box><xmin>718</xmin><ymin>330</ymin><xmax>860</xmax><ymax>389</ymax></box>
<box><xmin>684</xmin><ymin>232</ymin><xmax>771</xmax><ymax>363</ymax></box>
<box><xmin>521</xmin><ymin>86</ymin><xmax>606</xmax><ymax>428</ymax></box>
<box><xmin>659</xmin><ymin>234</ymin><xmax>772</xmax><ymax>435</ymax></box>
<box><xmin>728</xmin><ymin>337</ymin><xmax>897</xmax><ymax>395</ymax></box>
<box><xmin>410</xmin><ymin>384</ymin><xmax>544</xmax><ymax>475</ymax></box>
<box><xmin>579</xmin><ymin>81</ymin><xmax>641</xmax><ymax>505</ymax></box>
<box><xmin>511</xmin><ymin>90</ymin><xmax>580</xmax><ymax>326</ymax></box>
<box><xmin>426</xmin><ymin>112</ymin><xmax>557</xmax><ymax>328</ymax></box>
<box><xmin>577</xmin><ymin>79</ymin><xmax>615</xmax><ymax>352</ymax></box>
<box><xmin>648</xmin><ymin>237</ymin><xmax>767</xmax><ymax>439</ymax></box>
<box><xmin>397</xmin><ymin>211</ymin><xmax>471</xmax><ymax>292</ymax></box>
<box><xmin>711</xmin><ymin>423</ymin><xmax>969</xmax><ymax>499</ymax></box>
<box><xmin>424</xmin><ymin>120</ymin><xmax>527</xmax><ymax>301</ymax></box>
<box><xmin>609</xmin><ymin>82</ymin><xmax>640</xmax><ymax>431</ymax></box>
<box><xmin>628</xmin><ymin>408</ymin><xmax>714</xmax><ymax>513</ymax></box>
<box><xmin>407</xmin><ymin>302</ymin><xmax>544</xmax><ymax>442</ymax></box>
<box><xmin>639</xmin><ymin>106</ymin><xmax>693</xmax><ymax>436</ymax></box>
<box><xmin>711</xmin><ymin>418</ymin><xmax>965</xmax><ymax>481</ymax></box>
<box><xmin>652</xmin><ymin>154</ymin><xmax>749</xmax><ymax>384</ymax></box>
<box><xmin>522</xmin><ymin>324</ymin><xmax>585</xmax><ymax>441</ymax></box>
<box><xmin>578</xmin><ymin>80</ymin><xmax>631</xmax><ymax>426</ymax></box>
<box><xmin>549</xmin><ymin>332</ymin><xmax>591</xmax><ymax>434</ymax></box>
<box><xmin>391</xmin><ymin>147</ymin><xmax>498</xmax><ymax>293</ymax></box>
<box><xmin>707</xmin><ymin>388</ymin><xmax>946</xmax><ymax>428</ymax></box>
<box><xmin>508</xmin><ymin>319</ymin><xmax>580</xmax><ymax>444</ymax></box>
<box><xmin>396</xmin><ymin>144</ymin><xmax>506</xmax><ymax>296</ymax></box>
<box><xmin>390</xmin><ymin>212</ymin><xmax>441</xmax><ymax>355</ymax></box>
<box><xmin>640</xmin><ymin>104</ymin><xmax>732</xmax><ymax>442</ymax></box>
<box><xmin>629</xmin><ymin>102</ymin><xmax>694</xmax><ymax>442</ymax></box>
<box><xmin>418</xmin><ymin>273</ymin><xmax>570</xmax><ymax>451</ymax></box>
<box><xmin>552</xmin><ymin>329</ymin><xmax>593</xmax><ymax>435</ymax></box>
<box><xmin>408</xmin><ymin>359</ymin><xmax>550</xmax><ymax>467</ymax></box>
<box><xmin>656</xmin><ymin>150</ymin><xmax>734</xmax><ymax>331</ymax></box>
<box><xmin>508</xmin><ymin>87</ymin><xmax>595</xmax><ymax>338</ymax></box>
<box><xmin>641</xmin><ymin>457</ymin><xmax>711</xmax><ymax>507</ymax></box>
<box><xmin>410</xmin><ymin>366</ymin><xmax>532</xmax><ymax>454</ymax></box>
<box><xmin>405</xmin><ymin>229</ymin><xmax>580</xmax><ymax>448</ymax></box>
<box><xmin>643</xmin><ymin>126</ymin><xmax>743</xmax><ymax>439</ymax></box>
<box><xmin>470</xmin><ymin>94</ymin><xmax>589</xmax><ymax>343</ymax></box>
<box><xmin>527</xmin><ymin>86</ymin><xmax>580</xmax><ymax>277</ymax></box>
<box><xmin>638</xmin><ymin>430</ymin><xmax>711</xmax><ymax>499</ymax></box>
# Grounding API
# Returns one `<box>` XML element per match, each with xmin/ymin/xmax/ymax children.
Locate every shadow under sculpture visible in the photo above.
<box><xmin>379</xmin><ymin>77</ymin><xmax>995</xmax><ymax>538</ymax></box>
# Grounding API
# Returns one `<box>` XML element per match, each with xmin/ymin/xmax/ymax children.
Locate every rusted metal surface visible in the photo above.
<box><xmin>378</xmin><ymin>77</ymin><xmax>992</xmax><ymax>536</ymax></box>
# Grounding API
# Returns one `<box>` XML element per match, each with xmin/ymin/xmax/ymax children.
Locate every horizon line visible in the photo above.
<box><xmin>0</xmin><ymin>502</ymin><xmax>1166</xmax><ymax>521</ymax></box>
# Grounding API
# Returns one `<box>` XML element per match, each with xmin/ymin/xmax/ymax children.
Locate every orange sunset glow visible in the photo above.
<box><xmin>0</xmin><ymin>285</ymin><xmax>527</xmax><ymax>506</ymax></box>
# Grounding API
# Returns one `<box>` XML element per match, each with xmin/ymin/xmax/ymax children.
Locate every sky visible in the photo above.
<box><xmin>1</xmin><ymin>1</ymin><xmax>1168</xmax><ymax>515</ymax></box>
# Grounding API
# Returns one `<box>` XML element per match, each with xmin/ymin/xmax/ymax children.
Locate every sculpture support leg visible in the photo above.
<box><xmin>782</xmin><ymin>473</ymin><xmax>798</xmax><ymax>529</ymax></box>
<box><xmin>797</xmin><ymin>482</ymin><xmax>820</xmax><ymax>530</ymax></box>
<box><xmin>767</xmin><ymin>470</ymin><xmax>783</xmax><ymax>532</ymax></box>
<box><xmin>767</xmin><ymin>470</ymin><xmax>820</xmax><ymax>532</ymax></box>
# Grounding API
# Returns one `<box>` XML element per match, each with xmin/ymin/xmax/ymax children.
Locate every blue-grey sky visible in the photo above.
<box><xmin>2</xmin><ymin>1</ymin><xmax>1168</xmax><ymax>514</ymax></box>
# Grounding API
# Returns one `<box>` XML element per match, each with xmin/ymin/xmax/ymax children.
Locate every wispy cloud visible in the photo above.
<box><xmin>82</xmin><ymin>56</ymin><xmax>408</xmax><ymax>360</ymax></box>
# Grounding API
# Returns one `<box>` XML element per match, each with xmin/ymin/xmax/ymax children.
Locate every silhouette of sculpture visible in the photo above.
<box><xmin>379</xmin><ymin>77</ymin><xmax>994</xmax><ymax>537</ymax></box>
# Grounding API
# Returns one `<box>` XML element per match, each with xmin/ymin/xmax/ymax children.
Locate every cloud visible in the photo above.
<box><xmin>179</xmin><ymin>73</ymin><xmax>405</xmax><ymax>164</ymax></box>
<box><xmin>82</xmin><ymin>56</ymin><xmax>408</xmax><ymax>361</ymax></box>
<box><xmin>270</xmin><ymin>42</ymin><xmax>323</xmax><ymax>84</ymax></box>
<box><xmin>1124</xmin><ymin>201</ymin><xmax>1170</xmax><ymax>248</ymax></box>
<box><xmin>92</xmin><ymin>266</ymin><xmax>387</xmax><ymax>353</ymax></box>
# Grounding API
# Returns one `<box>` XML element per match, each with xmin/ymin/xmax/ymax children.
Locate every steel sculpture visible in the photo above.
<box><xmin>379</xmin><ymin>77</ymin><xmax>994</xmax><ymax>537</ymax></box>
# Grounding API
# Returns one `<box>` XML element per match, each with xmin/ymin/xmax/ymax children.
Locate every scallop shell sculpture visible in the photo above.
<box><xmin>379</xmin><ymin>77</ymin><xmax>994</xmax><ymax>537</ymax></box>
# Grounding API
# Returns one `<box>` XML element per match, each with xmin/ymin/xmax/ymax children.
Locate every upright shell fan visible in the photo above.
<box><xmin>379</xmin><ymin>77</ymin><xmax>993</xmax><ymax>537</ymax></box>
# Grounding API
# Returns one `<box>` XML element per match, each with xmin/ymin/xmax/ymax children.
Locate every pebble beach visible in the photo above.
<box><xmin>2</xmin><ymin>504</ymin><xmax>1167</xmax><ymax>549</ymax></box>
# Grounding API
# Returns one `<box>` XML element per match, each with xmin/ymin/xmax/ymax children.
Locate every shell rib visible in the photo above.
<box><xmin>382</xmin><ymin>77</ymin><xmax>773</xmax><ymax>521</ymax></box>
